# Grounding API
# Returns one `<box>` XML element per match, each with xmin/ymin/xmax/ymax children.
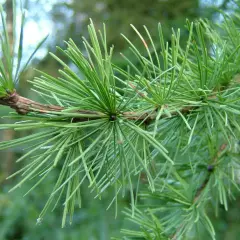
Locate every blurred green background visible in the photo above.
<box><xmin>0</xmin><ymin>0</ymin><xmax>239</xmax><ymax>239</ymax></box>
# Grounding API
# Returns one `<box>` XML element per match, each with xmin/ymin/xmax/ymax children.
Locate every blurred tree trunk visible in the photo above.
<box><xmin>1</xmin><ymin>0</ymin><xmax>15</xmax><ymax>181</ymax></box>
<box><xmin>6</xmin><ymin>0</ymin><xmax>13</xmax><ymax>46</ymax></box>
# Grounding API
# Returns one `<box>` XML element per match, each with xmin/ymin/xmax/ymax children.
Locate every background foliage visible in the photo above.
<box><xmin>1</xmin><ymin>0</ymin><xmax>240</xmax><ymax>239</ymax></box>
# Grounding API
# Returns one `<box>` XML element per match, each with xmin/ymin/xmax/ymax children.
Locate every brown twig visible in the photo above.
<box><xmin>0</xmin><ymin>90</ymin><xmax>63</xmax><ymax>114</ymax></box>
<box><xmin>0</xmin><ymin>90</ymin><xmax>105</xmax><ymax>122</ymax></box>
<box><xmin>0</xmin><ymin>90</ymin><xmax>196</xmax><ymax>122</ymax></box>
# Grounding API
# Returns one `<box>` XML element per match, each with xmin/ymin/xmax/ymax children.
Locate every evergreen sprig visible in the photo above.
<box><xmin>0</xmin><ymin>1</ymin><xmax>240</xmax><ymax>239</ymax></box>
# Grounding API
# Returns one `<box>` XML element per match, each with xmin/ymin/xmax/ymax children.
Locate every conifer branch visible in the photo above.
<box><xmin>0</xmin><ymin>90</ymin><xmax>104</xmax><ymax>120</ymax></box>
<box><xmin>0</xmin><ymin>90</ymin><xmax>198</xmax><ymax>121</ymax></box>
<box><xmin>1</xmin><ymin>3</ymin><xmax>240</xmax><ymax>234</ymax></box>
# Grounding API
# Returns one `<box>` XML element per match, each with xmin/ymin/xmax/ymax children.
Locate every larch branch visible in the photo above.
<box><xmin>0</xmin><ymin>90</ymin><xmax>196</xmax><ymax>122</ymax></box>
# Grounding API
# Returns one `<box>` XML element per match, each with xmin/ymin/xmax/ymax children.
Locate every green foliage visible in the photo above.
<box><xmin>1</xmin><ymin>1</ymin><xmax>240</xmax><ymax>239</ymax></box>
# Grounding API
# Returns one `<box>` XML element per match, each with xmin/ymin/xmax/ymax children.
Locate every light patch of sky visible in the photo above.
<box><xmin>200</xmin><ymin>0</ymin><xmax>224</xmax><ymax>6</ymax></box>
<box><xmin>22</xmin><ymin>12</ymin><xmax>52</xmax><ymax>59</ymax></box>
<box><xmin>22</xmin><ymin>0</ymin><xmax>61</xmax><ymax>59</ymax></box>
<box><xmin>0</xmin><ymin>0</ymin><xmax>74</xmax><ymax>81</ymax></box>
<box><xmin>24</xmin><ymin>0</ymin><xmax>73</xmax><ymax>59</ymax></box>
<box><xmin>0</xmin><ymin>0</ymin><xmax>73</xmax><ymax>61</ymax></box>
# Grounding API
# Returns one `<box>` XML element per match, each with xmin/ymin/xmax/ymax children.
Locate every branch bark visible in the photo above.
<box><xmin>0</xmin><ymin>90</ymin><xmax>196</xmax><ymax>122</ymax></box>
<box><xmin>0</xmin><ymin>90</ymin><xmax>64</xmax><ymax>114</ymax></box>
